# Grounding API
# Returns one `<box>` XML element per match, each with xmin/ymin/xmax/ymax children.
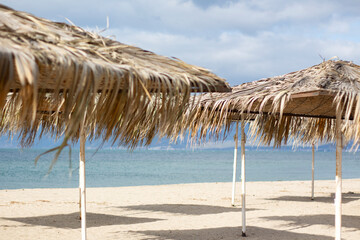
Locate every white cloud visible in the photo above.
<box><xmin>104</xmin><ymin>26</ymin><xmax>360</xmax><ymax>85</ymax></box>
<box><xmin>3</xmin><ymin>0</ymin><xmax>357</xmax><ymax>35</ymax></box>
<box><xmin>2</xmin><ymin>0</ymin><xmax>360</xmax><ymax>86</ymax></box>
<box><xmin>324</xmin><ymin>18</ymin><xmax>351</xmax><ymax>34</ymax></box>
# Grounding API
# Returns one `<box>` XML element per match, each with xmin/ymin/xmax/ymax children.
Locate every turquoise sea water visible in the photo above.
<box><xmin>0</xmin><ymin>148</ymin><xmax>359</xmax><ymax>189</ymax></box>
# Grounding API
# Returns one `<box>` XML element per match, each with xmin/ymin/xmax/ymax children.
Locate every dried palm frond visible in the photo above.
<box><xmin>0</xmin><ymin>4</ymin><xmax>230</xmax><ymax>152</ymax></box>
<box><xmin>189</xmin><ymin>60</ymin><xmax>360</xmax><ymax>147</ymax></box>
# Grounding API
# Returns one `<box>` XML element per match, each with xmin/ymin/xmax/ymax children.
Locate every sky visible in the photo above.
<box><xmin>3</xmin><ymin>0</ymin><xmax>360</xmax><ymax>86</ymax></box>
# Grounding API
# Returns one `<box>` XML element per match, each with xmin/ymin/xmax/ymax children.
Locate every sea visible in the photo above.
<box><xmin>0</xmin><ymin>147</ymin><xmax>359</xmax><ymax>190</ymax></box>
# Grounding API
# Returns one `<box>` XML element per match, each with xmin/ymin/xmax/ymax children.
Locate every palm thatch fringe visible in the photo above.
<box><xmin>0</xmin><ymin>4</ymin><xmax>230</xmax><ymax>153</ymax></box>
<box><xmin>188</xmin><ymin>60</ymin><xmax>360</xmax><ymax>147</ymax></box>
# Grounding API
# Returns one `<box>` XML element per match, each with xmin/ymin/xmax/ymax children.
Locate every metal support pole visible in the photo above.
<box><xmin>80</xmin><ymin>120</ymin><xmax>87</xmax><ymax>240</ymax></box>
<box><xmin>231</xmin><ymin>121</ymin><xmax>239</xmax><ymax>206</ymax></box>
<box><xmin>335</xmin><ymin>110</ymin><xmax>342</xmax><ymax>240</ymax></box>
<box><xmin>241</xmin><ymin>116</ymin><xmax>246</xmax><ymax>237</ymax></box>
<box><xmin>311</xmin><ymin>143</ymin><xmax>315</xmax><ymax>200</ymax></box>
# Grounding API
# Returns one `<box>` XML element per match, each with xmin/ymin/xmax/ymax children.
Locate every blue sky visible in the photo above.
<box><xmin>3</xmin><ymin>0</ymin><xmax>360</xmax><ymax>86</ymax></box>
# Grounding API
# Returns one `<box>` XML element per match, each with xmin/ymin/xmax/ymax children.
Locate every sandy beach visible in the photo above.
<box><xmin>0</xmin><ymin>179</ymin><xmax>359</xmax><ymax>240</ymax></box>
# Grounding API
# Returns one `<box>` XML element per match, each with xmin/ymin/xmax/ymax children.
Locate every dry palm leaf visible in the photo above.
<box><xmin>0</xmin><ymin>4</ymin><xmax>230</xmax><ymax>152</ymax></box>
<box><xmin>189</xmin><ymin>60</ymin><xmax>360</xmax><ymax>147</ymax></box>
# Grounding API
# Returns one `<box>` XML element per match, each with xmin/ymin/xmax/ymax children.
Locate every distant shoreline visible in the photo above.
<box><xmin>0</xmin><ymin>145</ymin><xmax>355</xmax><ymax>151</ymax></box>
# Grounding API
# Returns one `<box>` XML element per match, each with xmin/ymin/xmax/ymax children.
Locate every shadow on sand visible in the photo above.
<box><xmin>134</xmin><ymin>226</ymin><xmax>333</xmax><ymax>240</ymax></box>
<box><xmin>262</xmin><ymin>214</ymin><xmax>360</xmax><ymax>230</ymax></box>
<box><xmin>266</xmin><ymin>192</ymin><xmax>360</xmax><ymax>204</ymax></box>
<box><xmin>3</xmin><ymin>212</ymin><xmax>162</xmax><ymax>229</ymax></box>
<box><xmin>118</xmin><ymin>203</ymin><xmax>254</xmax><ymax>215</ymax></box>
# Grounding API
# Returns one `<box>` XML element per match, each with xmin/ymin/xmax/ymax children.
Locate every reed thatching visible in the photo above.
<box><xmin>190</xmin><ymin>60</ymin><xmax>360</xmax><ymax>147</ymax></box>
<box><xmin>0</xmin><ymin>4</ymin><xmax>230</xmax><ymax>151</ymax></box>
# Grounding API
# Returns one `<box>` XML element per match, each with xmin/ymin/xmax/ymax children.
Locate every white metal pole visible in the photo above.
<box><xmin>79</xmin><ymin>189</ymin><xmax>81</xmax><ymax>219</ymax></box>
<box><xmin>241</xmin><ymin>116</ymin><xmax>246</xmax><ymax>237</ymax></box>
<box><xmin>231</xmin><ymin>120</ymin><xmax>239</xmax><ymax>206</ymax></box>
<box><xmin>311</xmin><ymin>143</ymin><xmax>315</xmax><ymax>200</ymax></box>
<box><xmin>79</xmin><ymin>155</ymin><xmax>82</xmax><ymax>220</ymax></box>
<box><xmin>80</xmin><ymin>120</ymin><xmax>87</xmax><ymax>240</ymax></box>
<box><xmin>335</xmin><ymin>110</ymin><xmax>342</xmax><ymax>240</ymax></box>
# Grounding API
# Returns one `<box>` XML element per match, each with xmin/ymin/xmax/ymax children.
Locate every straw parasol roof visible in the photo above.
<box><xmin>0</xmin><ymin>4</ymin><xmax>230</xmax><ymax>150</ymax></box>
<box><xmin>190</xmin><ymin>60</ymin><xmax>360</xmax><ymax>146</ymax></box>
<box><xmin>187</xmin><ymin>59</ymin><xmax>358</xmax><ymax>240</ymax></box>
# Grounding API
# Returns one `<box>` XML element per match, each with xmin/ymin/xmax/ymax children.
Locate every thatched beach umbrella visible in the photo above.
<box><xmin>0</xmin><ymin>4</ymin><xmax>230</xmax><ymax>240</ymax></box>
<box><xmin>190</xmin><ymin>60</ymin><xmax>360</xmax><ymax>239</ymax></box>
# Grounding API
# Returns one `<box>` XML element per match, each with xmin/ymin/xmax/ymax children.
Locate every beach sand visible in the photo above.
<box><xmin>0</xmin><ymin>179</ymin><xmax>359</xmax><ymax>240</ymax></box>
